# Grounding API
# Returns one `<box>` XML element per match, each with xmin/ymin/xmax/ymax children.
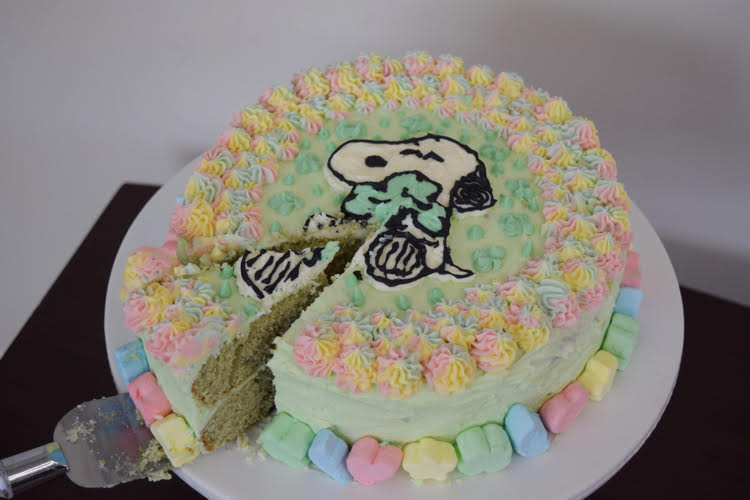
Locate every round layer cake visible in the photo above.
<box><xmin>118</xmin><ymin>51</ymin><xmax>634</xmax><ymax>474</ymax></box>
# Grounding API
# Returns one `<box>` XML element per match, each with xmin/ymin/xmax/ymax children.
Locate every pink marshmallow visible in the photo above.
<box><xmin>128</xmin><ymin>372</ymin><xmax>171</xmax><ymax>426</ymax></box>
<box><xmin>625</xmin><ymin>251</ymin><xmax>639</xmax><ymax>271</ymax></box>
<box><xmin>539</xmin><ymin>381</ymin><xmax>588</xmax><ymax>433</ymax></box>
<box><xmin>622</xmin><ymin>251</ymin><xmax>641</xmax><ymax>288</ymax></box>
<box><xmin>346</xmin><ymin>437</ymin><xmax>403</xmax><ymax>486</ymax></box>
<box><xmin>622</xmin><ymin>270</ymin><xmax>641</xmax><ymax>288</ymax></box>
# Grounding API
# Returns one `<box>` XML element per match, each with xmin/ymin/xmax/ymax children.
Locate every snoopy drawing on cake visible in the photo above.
<box><xmin>326</xmin><ymin>134</ymin><xmax>496</xmax><ymax>288</ymax></box>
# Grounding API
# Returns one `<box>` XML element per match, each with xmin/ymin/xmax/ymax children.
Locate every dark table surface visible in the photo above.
<box><xmin>1</xmin><ymin>184</ymin><xmax>748</xmax><ymax>499</ymax></box>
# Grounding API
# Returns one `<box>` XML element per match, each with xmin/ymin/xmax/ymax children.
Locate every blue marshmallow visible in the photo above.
<box><xmin>614</xmin><ymin>287</ymin><xmax>644</xmax><ymax>318</ymax></box>
<box><xmin>114</xmin><ymin>340</ymin><xmax>150</xmax><ymax>385</ymax></box>
<box><xmin>308</xmin><ymin>429</ymin><xmax>352</xmax><ymax>483</ymax></box>
<box><xmin>504</xmin><ymin>403</ymin><xmax>549</xmax><ymax>457</ymax></box>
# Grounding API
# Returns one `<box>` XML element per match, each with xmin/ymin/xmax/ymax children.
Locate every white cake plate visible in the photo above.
<box><xmin>104</xmin><ymin>157</ymin><xmax>684</xmax><ymax>500</ymax></box>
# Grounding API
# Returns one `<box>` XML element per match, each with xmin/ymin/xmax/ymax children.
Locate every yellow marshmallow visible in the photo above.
<box><xmin>577</xmin><ymin>350</ymin><xmax>618</xmax><ymax>402</ymax></box>
<box><xmin>150</xmin><ymin>414</ymin><xmax>200</xmax><ymax>468</ymax></box>
<box><xmin>402</xmin><ymin>437</ymin><xmax>457</xmax><ymax>481</ymax></box>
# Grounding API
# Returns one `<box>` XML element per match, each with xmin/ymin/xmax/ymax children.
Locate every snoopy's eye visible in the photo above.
<box><xmin>365</xmin><ymin>155</ymin><xmax>388</xmax><ymax>167</ymax></box>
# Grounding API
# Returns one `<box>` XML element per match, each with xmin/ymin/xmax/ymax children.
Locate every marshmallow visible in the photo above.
<box><xmin>504</xmin><ymin>403</ymin><xmax>549</xmax><ymax>457</ymax></box>
<box><xmin>149</xmin><ymin>413</ymin><xmax>199</xmax><ymax>467</ymax></box>
<box><xmin>455</xmin><ymin>423</ymin><xmax>512</xmax><ymax>475</ymax></box>
<box><xmin>602</xmin><ymin>313</ymin><xmax>639</xmax><ymax>370</ymax></box>
<box><xmin>402</xmin><ymin>437</ymin><xmax>457</xmax><ymax>481</ymax></box>
<box><xmin>539</xmin><ymin>381</ymin><xmax>588</xmax><ymax>433</ymax></box>
<box><xmin>346</xmin><ymin>436</ymin><xmax>403</xmax><ymax>485</ymax></box>
<box><xmin>114</xmin><ymin>340</ymin><xmax>150</xmax><ymax>385</ymax></box>
<box><xmin>577</xmin><ymin>350</ymin><xmax>618</xmax><ymax>401</ymax></box>
<box><xmin>614</xmin><ymin>286</ymin><xmax>643</xmax><ymax>318</ymax></box>
<box><xmin>307</xmin><ymin>429</ymin><xmax>352</xmax><ymax>483</ymax></box>
<box><xmin>127</xmin><ymin>372</ymin><xmax>171</xmax><ymax>426</ymax></box>
<box><xmin>261</xmin><ymin>413</ymin><xmax>315</xmax><ymax>468</ymax></box>
<box><xmin>622</xmin><ymin>251</ymin><xmax>641</xmax><ymax>288</ymax></box>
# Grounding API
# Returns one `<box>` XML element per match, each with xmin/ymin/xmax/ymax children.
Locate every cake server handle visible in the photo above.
<box><xmin>0</xmin><ymin>443</ymin><xmax>69</xmax><ymax>498</ymax></box>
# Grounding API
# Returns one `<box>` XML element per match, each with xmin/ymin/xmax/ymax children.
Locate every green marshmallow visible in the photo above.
<box><xmin>602</xmin><ymin>313</ymin><xmax>639</xmax><ymax>371</ymax></box>
<box><xmin>261</xmin><ymin>413</ymin><xmax>315</xmax><ymax>468</ymax></box>
<box><xmin>610</xmin><ymin>312</ymin><xmax>639</xmax><ymax>333</ymax></box>
<box><xmin>455</xmin><ymin>423</ymin><xmax>512</xmax><ymax>476</ymax></box>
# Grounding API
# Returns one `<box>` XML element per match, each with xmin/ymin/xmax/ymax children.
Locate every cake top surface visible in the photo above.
<box><xmin>121</xmin><ymin>51</ymin><xmax>632</xmax><ymax>400</ymax></box>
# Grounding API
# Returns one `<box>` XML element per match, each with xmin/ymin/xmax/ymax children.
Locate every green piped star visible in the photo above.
<box><xmin>400</xmin><ymin>114</ymin><xmax>432</xmax><ymax>135</ymax></box>
<box><xmin>471</xmin><ymin>246</ymin><xmax>506</xmax><ymax>273</ymax></box>
<box><xmin>294</xmin><ymin>153</ymin><xmax>321</xmax><ymax>175</ymax></box>
<box><xmin>467</xmin><ymin>225</ymin><xmax>484</xmax><ymax>240</ymax></box>
<box><xmin>522</xmin><ymin>240</ymin><xmax>534</xmax><ymax>257</ymax></box>
<box><xmin>269</xmin><ymin>192</ymin><xmax>304</xmax><ymax>216</ymax></box>
<box><xmin>218</xmin><ymin>279</ymin><xmax>232</xmax><ymax>299</ymax></box>
<box><xmin>428</xmin><ymin>288</ymin><xmax>444</xmax><ymax>305</ymax></box>
<box><xmin>397</xmin><ymin>294</ymin><xmax>411</xmax><ymax>311</ymax></box>
<box><xmin>244</xmin><ymin>301</ymin><xmax>259</xmax><ymax>317</ymax></box>
<box><xmin>220</xmin><ymin>263</ymin><xmax>234</xmax><ymax>279</ymax></box>
<box><xmin>335</xmin><ymin>120</ymin><xmax>367</xmax><ymax>140</ymax></box>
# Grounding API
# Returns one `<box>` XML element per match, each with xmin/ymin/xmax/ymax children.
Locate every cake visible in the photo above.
<box><xmin>116</xmin><ymin>51</ymin><xmax>643</xmax><ymax>481</ymax></box>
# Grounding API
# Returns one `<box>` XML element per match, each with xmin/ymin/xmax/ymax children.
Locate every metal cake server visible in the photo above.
<box><xmin>0</xmin><ymin>393</ymin><xmax>170</xmax><ymax>498</ymax></box>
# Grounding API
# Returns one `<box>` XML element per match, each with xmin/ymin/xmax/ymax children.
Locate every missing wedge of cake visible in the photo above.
<box><xmin>116</xmin><ymin>51</ymin><xmax>643</xmax><ymax>483</ymax></box>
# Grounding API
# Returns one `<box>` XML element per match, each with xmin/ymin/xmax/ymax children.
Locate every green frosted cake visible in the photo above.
<box><xmin>117</xmin><ymin>51</ymin><xmax>638</xmax><ymax>481</ymax></box>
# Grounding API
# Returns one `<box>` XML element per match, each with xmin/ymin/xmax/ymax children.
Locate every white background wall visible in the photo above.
<box><xmin>1</xmin><ymin>0</ymin><xmax>748</xmax><ymax>358</ymax></box>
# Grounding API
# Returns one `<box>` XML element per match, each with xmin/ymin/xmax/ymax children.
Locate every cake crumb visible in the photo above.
<box><xmin>65</xmin><ymin>416</ymin><xmax>96</xmax><ymax>443</ymax></box>
<box><xmin>237</xmin><ymin>418</ymin><xmax>272</xmax><ymax>465</ymax></box>
<box><xmin>147</xmin><ymin>470</ymin><xmax>173</xmax><ymax>482</ymax></box>
<box><xmin>136</xmin><ymin>439</ymin><xmax>167</xmax><ymax>471</ymax></box>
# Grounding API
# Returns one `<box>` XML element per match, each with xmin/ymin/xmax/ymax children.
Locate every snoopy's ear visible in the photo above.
<box><xmin>451</xmin><ymin>166</ymin><xmax>496</xmax><ymax>213</ymax></box>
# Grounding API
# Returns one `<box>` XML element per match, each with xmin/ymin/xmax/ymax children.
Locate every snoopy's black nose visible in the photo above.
<box><xmin>365</xmin><ymin>155</ymin><xmax>388</xmax><ymax>167</ymax></box>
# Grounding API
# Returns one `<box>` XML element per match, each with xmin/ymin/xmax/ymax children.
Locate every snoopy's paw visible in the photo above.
<box><xmin>439</xmin><ymin>262</ymin><xmax>474</xmax><ymax>280</ymax></box>
<box><xmin>365</xmin><ymin>232</ymin><xmax>426</xmax><ymax>286</ymax></box>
